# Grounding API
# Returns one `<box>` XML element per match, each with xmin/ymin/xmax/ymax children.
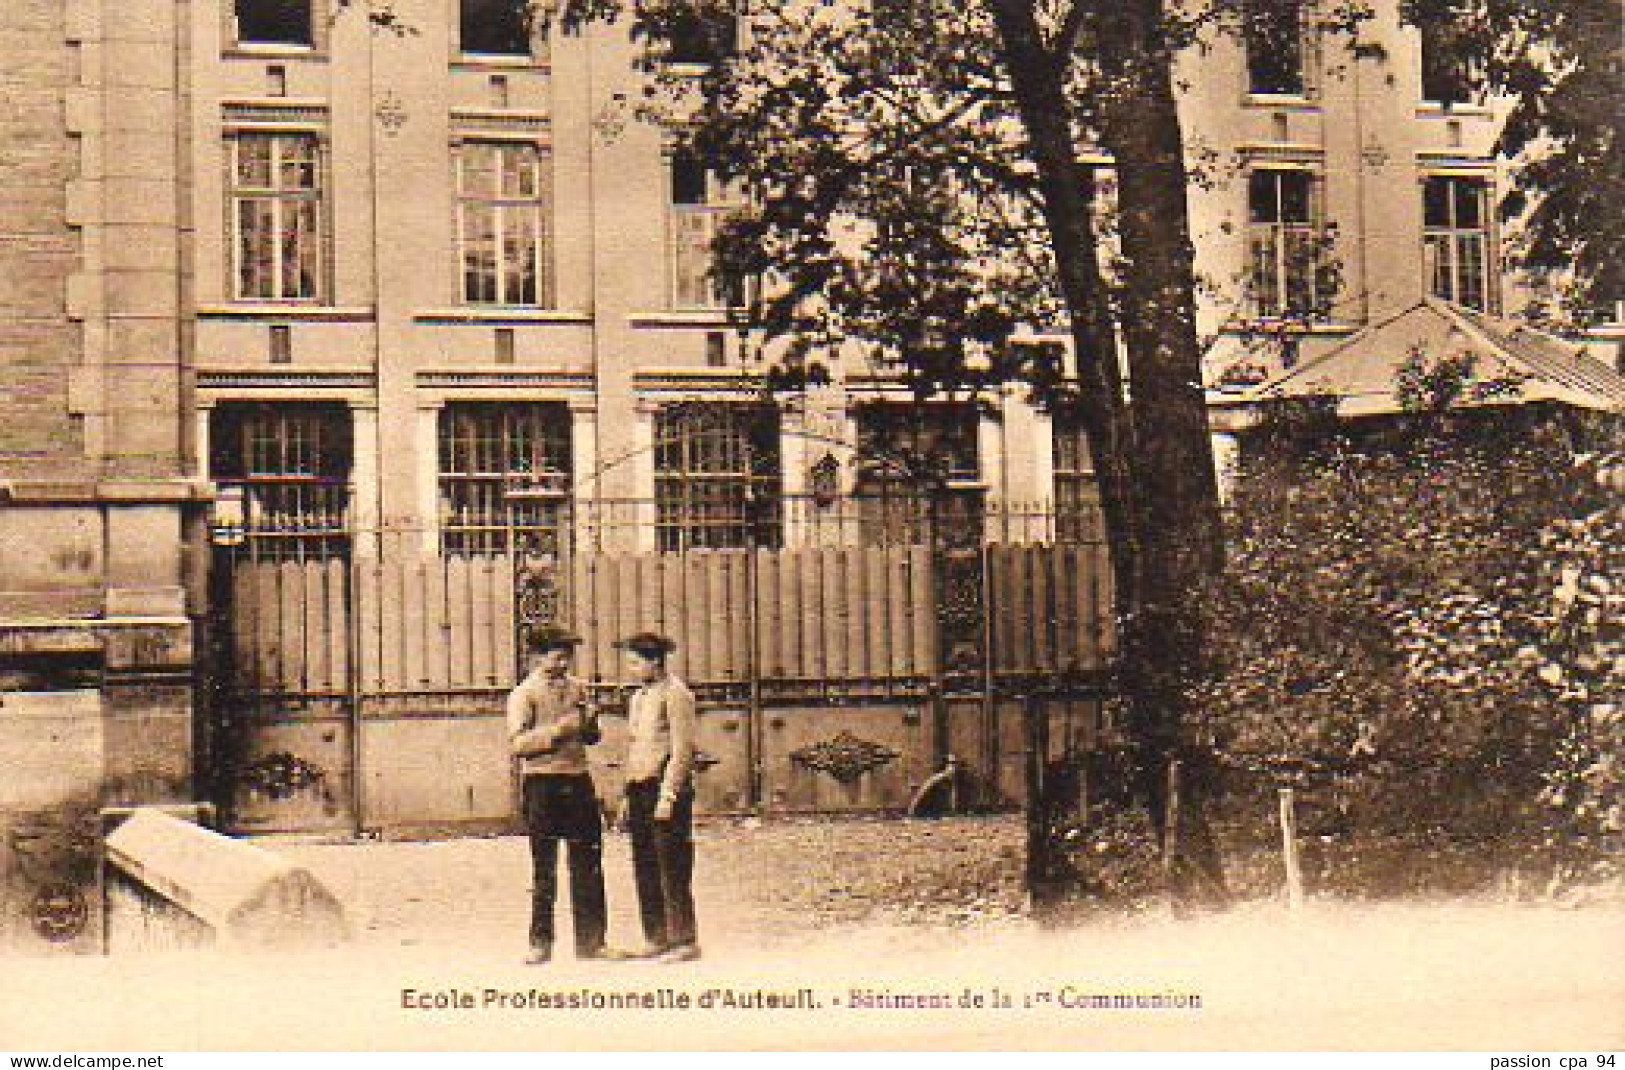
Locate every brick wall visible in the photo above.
<box><xmin>0</xmin><ymin>2</ymin><xmax>87</xmax><ymax>478</ymax></box>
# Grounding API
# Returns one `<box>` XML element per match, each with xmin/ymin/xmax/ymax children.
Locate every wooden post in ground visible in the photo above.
<box><xmin>1162</xmin><ymin>758</ymin><xmax>1182</xmax><ymax>908</ymax></box>
<box><xmin>1278</xmin><ymin>787</ymin><xmax>1304</xmax><ymax>911</ymax></box>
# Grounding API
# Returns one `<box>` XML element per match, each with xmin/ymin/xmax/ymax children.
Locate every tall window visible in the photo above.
<box><xmin>1243</xmin><ymin>0</ymin><xmax>1308</xmax><ymax>96</ymax></box>
<box><xmin>210</xmin><ymin>402</ymin><xmax>351</xmax><ymax>557</ymax></box>
<box><xmin>1247</xmin><ymin>168</ymin><xmax>1322</xmax><ymax>318</ymax></box>
<box><xmin>1419</xmin><ymin>19</ymin><xmax>1479</xmax><ymax>105</ymax></box>
<box><xmin>231</xmin><ymin>133</ymin><xmax>323</xmax><ymax>302</ymax></box>
<box><xmin>460</xmin><ymin>0</ymin><xmax>533</xmax><ymax>56</ymax></box>
<box><xmin>457</xmin><ymin>142</ymin><xmax>549</xmax><ymax>306</ymax></box>
<box><xmin>670</xmin><ymin>150</ymin><xmax>735</xmax><ymax>310</ymax></box>
<box><xmin>1052</xmin><ymin>412</ymin><xmax>1102</xmax><ymax>545</ymax></box>
<box><xmin>1424</xmin><ymin>175</ymin><xmax>1491</xmax><ymax>310</ymax></box>
<box><xmin>654</xmin><ymin>402</ymin><xmax>781</xmax><ymax>552</ymax></box>
<box><xmin>853</xmin><ymin>402</ymin><xmax>983</xmax><ymax>547</ymax></box>
<box><xmin>438</xmin><ymin>403</ymin><xmax>572</xmax><ymax>555</ymax></box>
<box><xmin>236</xmin><ymin>0</ymin><xmax>313</xmax><ymax>46</ymax></box>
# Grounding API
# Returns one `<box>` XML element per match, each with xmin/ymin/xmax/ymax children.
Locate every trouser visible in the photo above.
<box><xmin>523</xmin><ymin>774</ymin><xmax>607</xmax><ymax>954</ymax></box>
<box><xmin>625</xmin><ymin>778</ymin><xmax>698</xmax><ymax>950</ymax></box>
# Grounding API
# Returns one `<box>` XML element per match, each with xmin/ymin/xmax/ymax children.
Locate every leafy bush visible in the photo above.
<box><xmin>1196</xmin><ymin>403</ymin><xmax>1622</xmax><ymax>891</ymax></box>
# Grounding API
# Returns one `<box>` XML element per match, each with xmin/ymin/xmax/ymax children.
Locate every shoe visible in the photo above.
<box><xmin>524</xmin><ymin>944</ymin><xmax>552</xmax><ymax>965</ymax></box>
<box><xmin>657</xmin><ymin>943</ymin><xmax>701</xmax><ymax>963</ymax></box>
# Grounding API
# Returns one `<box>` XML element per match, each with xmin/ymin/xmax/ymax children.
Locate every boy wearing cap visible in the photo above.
<box><xmin>507</xmin><ymin>625</ymin><xmax>607</xmax><ymax>965</ymax></box>
<box><xmin>617</xmin><ymin>632</ymin><xmax>701</xmax><ymax>963</ymax></box>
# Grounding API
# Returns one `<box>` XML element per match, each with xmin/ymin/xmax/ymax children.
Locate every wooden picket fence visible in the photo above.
<box><xmin>223</xmin><ymin>539</ymin><xmax>1112</xmax><ymax>695</ymax></box>
<box><xmin>210</xmin><ymin>523</ymin><xmax>1114</xmax><ymax>832</ymax></box>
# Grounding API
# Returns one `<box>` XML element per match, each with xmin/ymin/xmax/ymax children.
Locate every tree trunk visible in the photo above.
<box><xmin>1095</xmin><ymin>0</ymin><xmax>1230</xmax><ymax>906</ymax></box>
<box><xmin>987</xmin><ymin>0</ymin><xmax>1229</xmax><ymax>907</ymax></box>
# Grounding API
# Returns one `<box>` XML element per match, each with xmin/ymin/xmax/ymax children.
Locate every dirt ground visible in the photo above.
<box><xmin>1</xmin><ymin>815</ymin><xmax>1622</xmax><ymax>1052</ymax></box>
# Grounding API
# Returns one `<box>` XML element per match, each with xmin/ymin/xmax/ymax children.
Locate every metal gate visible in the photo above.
<box><xmin>202</xmin><ymin>500</ymin><xmax>1115</xmax><ymax>835</ymax></box>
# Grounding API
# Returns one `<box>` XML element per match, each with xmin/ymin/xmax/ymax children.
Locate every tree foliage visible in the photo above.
<box><xmin>1401</xmin><ymin>0</ymin><xmax>1623</xmax><ymax>320</ymax></box>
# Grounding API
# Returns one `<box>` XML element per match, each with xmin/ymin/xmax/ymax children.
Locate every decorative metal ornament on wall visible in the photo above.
<box><xmin>238</xmin><ymin>750</ymin><xmax>331</xmax><ymax>802</ymax></box>
<box><xmin>790</xmin><ymin>730</ymin><xmax>900</xmax><ymax>784</ymax></box>
<box><xmin>809</xmin><ymin>452</ymin><xmax>840</xmax><ymax>509</ymax></box>
<box><xmin>30</xmin><ymin>883</ymin><xmax>89</xmax><ymax>944</ymax></box>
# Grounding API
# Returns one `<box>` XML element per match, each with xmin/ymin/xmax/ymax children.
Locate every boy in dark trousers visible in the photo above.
<box><xmin>615</xmin><ymin>632</ymin><xmax>701</xmax><ymax>963</ymax></box>
<box><xmin>507</xmin><ymin>626</ymin><xmax>607</xmax><ymax>964</ymax></box>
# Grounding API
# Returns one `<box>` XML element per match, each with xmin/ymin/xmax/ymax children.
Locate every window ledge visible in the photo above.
<box><xmin>197</xmin><ymin>304</ymin><xmax>374</xmax><ymax>322</ymax></box>
<box><xmin>1241</xmin><ymin>92</ymin><xmax>1320</xmax><ymax>111</ymax></box>
<box><xmin>628</xmin><ymin>310</ymin><xmax>740</xmax><ymax>328</ymax></box>
<box><xmin>1417</xmin><ymin>101</ymin><xmax>1494</xmax><ymax>118</ymax></box>
<box><xmin>224</xmin><ymin>43</ymin><xmax>325</xmax><ymax>61</ymax></box>
<box><xmin>414</xmin><ymin>308</ymin><xmax>591</xmax><ymax>325</ymax></box>
<box><xmin>452</xmin><ymin>54</ymin><xmax>548</xmax><ymax>72</ymax></box>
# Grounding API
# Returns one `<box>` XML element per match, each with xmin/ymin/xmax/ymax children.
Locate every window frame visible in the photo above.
<box><xmin>668</xmin><ymin>149</ymin><xmax>742</xmax><ymax>311</ymax></box>
<box><xmin>228</xmin><ymin>130</ymin><xmax>328</xmax><ymax>304</ymax></box>
<box><xmin>851</xmin><ymin>401</ymin><xmax>984</xmax><ymax>548</ymax></box>
<box><xmin>231</xmin><ymin>0</ymin><xmax>319</xmax><ymax>50</ymax></box>
<box><xmin>209</xmin><ymin>401</ymin><xmax>353</xmax><ymax>559</ymax></box>
<box><xmin>1050</xmin><ymin>409</ymin><xmax>1102</xmax><ymax>545</ymax></box>
<box><xmin>437</xmin><ymin>401</ymin><xmax>573</xmax><ymax>556</ymax></box>
<box><xmin>454</xmin><ymin>139</ymin><xmax>553</xmax><ymax>308</ymax></box>
<box><xmin>1245</xmin><ymin>165</ymin><xmax>1326</xmax><ymax>320</ymax></box>
<box><xmin>652</xmin><ymin>401</ymin><xmax>783</xmax><ymax>552</ymax></box>
<box><xmin>1422</xmin><ymin>172</ymin><xmax>1495</xmax><ymax>311</ymax></box>
<box><xmin>457</xmin><ymin>0</ymin><xmax>538</xmax><ymax>59</ymax></box>
<box><xmin>1418</xmin><ymin>19</ymin><xmax>1485</xmax><ymax>108</ymax></box>
<box><xmin>1242</xmin><ymin>0</ymin><xmax>1314</xmax><ymax>99</ymax></box>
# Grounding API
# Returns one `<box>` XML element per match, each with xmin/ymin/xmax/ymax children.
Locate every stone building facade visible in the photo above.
<box><xmin>0</xmin><ymin>0</ymin><xmax>206</xmax><ymax>950</ymax></box>
<box><xmin>181</xmin><ymin>0</ymin><xmax>1586</xmax><ymax>550</ymax></box>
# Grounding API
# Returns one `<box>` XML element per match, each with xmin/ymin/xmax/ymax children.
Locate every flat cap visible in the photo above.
<box><xmin>613</xmin><ymin>631</ymin><xmax>676</xmax><ymax>657</ymax></box>
<box><xmin>526</xmin><ymin>624</ymin><xmax>583</xmax><ymax>652</ymax></box>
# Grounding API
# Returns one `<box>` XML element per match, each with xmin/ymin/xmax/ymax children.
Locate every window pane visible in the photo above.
<box><xmin>236</xmin><ymin>0</ymin><xmax>313</xmax><ymax>46</ymax></box>
<box><xmin>1278</xmin><ymin>171</ymin><xmax>1311</xmax><ymax>224</ymax></box>
<box><xmin>666</xmin><ymin>11</ymin><xmax>739</xmax><ymax>65</ymax></box>
<box><xmin>1457</xmin><ymin>233</ymin><xmax>1485</xmax><ymax>309</ymax></box>
<box><xmin>285</xmin><ymin>198</ymin><xmax>320</xmax><ymax>298</ymax></box>
<box><xmin>238</xmin><ymin>199</ymin><xmax>275</xmax><ymax>298</ymax></box>
<box><xmin>1248</xmin><ymin>170</ymin><xmax>1279</xmax><ymax>223</ymax></box>
<box><xmin>461</xmin><ymin>144</ymin><xmax>498</xmax><ymax>199</ymax></box>
<box><xmin>1424</xmin><ymin>176</ymin><xmax>1452</xmax><ymax>227</ymax></box>
<box><xmin>237</xmin><ymin>135</ymin><xmax>274</xmax><ymax>187</ymax></box>
<box><xmin>671</xmin><ymin>151</ymin><xmax>709</xmax><ymax>206</ymax></box>
<box><xmin>278</xmin><ymin>136</ymin><xmax>318</xmax><ymax>190</ymax></box>
<box><xmin>503</xmin><ymin>145</ymin><xmax>539</xmax><ymax>199</ymax></box>
<box><xmin>462</xmin><ymin>205</ymin><xmax>497</xmax><ymax>303</ymax></box>
<box><xmin>1244</xmin><ymin>0</ymin><xmax>1305</xmax><ymax>95</ymax></box>
<box><xmin>210</xmin><ymin>402</ymin><xmax>352</xmax><ymax>557</ymax></box>
<box><xmin>505</xmin><ymin>208</ymin><xmax>539</xmax><ymax>305</ymax></box>
<box><xmin>1453</xmin><ymin>179</ymin><xmax>1483</xmax><ymax>228</ymax></box>
<box><xmin>461</xmin><ymin>0</ymin><xmax>531</xmax><ymax>55</ymax></box>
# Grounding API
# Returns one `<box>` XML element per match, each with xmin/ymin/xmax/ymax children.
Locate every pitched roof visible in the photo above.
<box><xmin>1246</xmin><ymin>298</ymin><xmax>1625</xmax><ymax>417</ymax></box>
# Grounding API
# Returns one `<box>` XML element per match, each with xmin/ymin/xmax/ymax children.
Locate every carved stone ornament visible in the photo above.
<box><xmin>375</xmin><ymin>91</ymin><xmax>408</xmax><ymax>136</ymax></box>
<box><xmin>790</xmin><ymin>730</ymin><xmax>900</xmax><ymax>784</ymax></box>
